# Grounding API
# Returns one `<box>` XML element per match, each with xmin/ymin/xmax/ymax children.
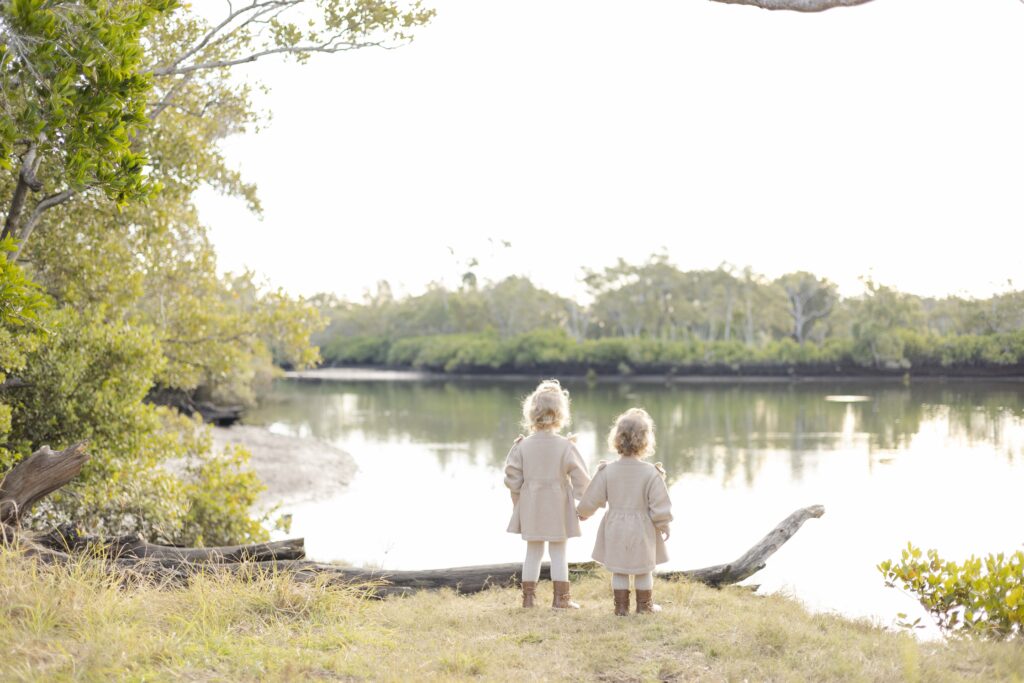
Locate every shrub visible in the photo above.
<box><xmin>4</xmin><ymin>307</ymin><xmax>267</xmax><ymax>545</ymax></box>
<box><xmin>503</xmin><ymin>329</ymin><xmax>575</xmax><ymax>369</ymax></box>
<box><xmin>580</xmin><ymin>338</ymin><xmax>631</xmax><ymax>370</ymax></box>
<box><xmin>879</xmin><ymin>544</ymin><xmax>1024</xmax><ymax>640</ymax></box>
<box><xmin>321</xmin><ymin>335</ymin><xmax>390</xmax><ymax>365</ymax></box>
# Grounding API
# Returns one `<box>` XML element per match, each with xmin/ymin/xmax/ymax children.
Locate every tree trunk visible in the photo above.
<box><xmin>0</xmin><ymin>442</ymin><xmax>90</xmax><ymax>532</ymax></box>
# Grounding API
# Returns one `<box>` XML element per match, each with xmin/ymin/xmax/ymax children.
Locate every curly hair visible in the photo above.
<box><xmin>608</xmin><ymin>408</ymin><xmax>655</xmax><ymax>458</ymax></box>
<box><xmin>521</xmin><ymin>379</ymin><xmax>571</xmax><ymax>432</ymax></box>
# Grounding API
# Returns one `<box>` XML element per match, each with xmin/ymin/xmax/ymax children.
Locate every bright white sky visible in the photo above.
<box><xmin>195</xmin><ymin>0</ymin><xmax>1024</xmax><ymax>303</ymax></box>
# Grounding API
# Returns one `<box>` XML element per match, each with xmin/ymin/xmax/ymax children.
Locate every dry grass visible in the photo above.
<box><xmin>1</xmin><ymin>549</ymin><xmax>1022</xmax><ymax>682</ymax></box>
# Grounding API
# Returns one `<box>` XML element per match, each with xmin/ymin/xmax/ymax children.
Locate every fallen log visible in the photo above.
<box><xmin>36</xmin><ymin>530</ymin><xmax>305</xmax><ymax>563</ymax></box>
<box><xmin>81</xmin><ymin>505</ymin><xmax>825</xmax><ymax>596</ymax></box>
<box><xmin>663</xmin><ymin>504</ymin><xmax>826</xmax><ymax>587</ymax></box>
<box><xmin>253</xmin><ymin>504</ymin><xmax>824</xmax><ymax>594</ymax></box>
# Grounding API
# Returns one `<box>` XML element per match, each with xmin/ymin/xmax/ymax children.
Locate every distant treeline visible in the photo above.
<box><xmin>310</xmin><ymin>256</ymin><xmax>1024</xmax><ymax>376</ymax></box>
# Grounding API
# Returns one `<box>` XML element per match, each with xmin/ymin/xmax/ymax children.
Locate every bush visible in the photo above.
<box><xmin>879</xmin><ymin>544</ymin><xmax>1024</xmax><ymax>640</ymax></box>
<box><xmin>580</xmin><ymin>338</ymin><xmax>631</xmax><ymax>370</ymax></box>
<box><xmin>503</xmin><ymin>329</ymin><xmax>575</xmax><ymax>369</ymax></box>
<box><xmin>325</xmin><ymin>327</ymin><xmax>1024</xmax><ymax>376</ymax></box>
<box><xmin>321</xmin><ymin>335</ymin><xmax>390</xmax><ymax>365</ymax></box>
<box><xmin>4</xmin><ymin>307</ymin><xmax>268</xmax><ymax>545</ymax></box>
<box><xmin>175</xmin><ymin>417</ymin><xmax>271</xmax><ymax>547</ymax></box>
<box><xmin>445</xmin><ymin>336</ymin><xmax>505</xmax><ymax>372</ymax></box>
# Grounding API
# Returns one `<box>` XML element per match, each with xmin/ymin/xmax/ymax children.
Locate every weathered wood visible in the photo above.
<box><xmin>661</xmin><ymin>504</ymin><xmax>826</xmax><ymax>586</ymax></box>
<box><xmin>120</xmin><ymin>537</ymin><xmax>305</xmax><ymax>562</ymax></box>
<box><xmin>37</xmin><ymin>531</ymin><xmax>306</xmax><ymax>563</ymax></box>
<box><xmin>710</xmin><ymin>0</ymin><xmax>874</xmax><ymax>11</ymax></box>
<box><xmin>92</xmin><ymin>505</ymin><xmax>824</xmax><ymax>596</ymax></box>
<box><xmin>0</xmin><ymin>442</ymin><xmax>90</xmax><ymax>529</ymax></box>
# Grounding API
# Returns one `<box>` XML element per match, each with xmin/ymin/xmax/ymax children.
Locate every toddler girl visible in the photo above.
<box><xmin>504</xmin><ymin>379</ymin><xmax>591</xmax><ymax>609</ymax></box>
<box><xmin>577</xmin><ymin>408</ymin><xmax>672</xmax><ymax>615</ymax></box>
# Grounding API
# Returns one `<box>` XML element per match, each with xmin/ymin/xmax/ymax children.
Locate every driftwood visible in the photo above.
<box><xmin>0</xmin><ymin>442</ymin><xmax>90</xmax><ymax>532</ymax></box>
<box><xmin>662</xmin><ymin>504</ymin><xmax>826</xmax><ymax>586</ymax></box>
<box><xmin>1</xmin><ymin>438</ymin><xmax>825</xmax><ymax>596</ymax></box>
<box><xmin>31</xmin><ymin>506</ymin><xmax>825</xmax><ymax>596</ymax></box>
<box><xmin>38</xmin><ymin>530</ymin><xmax>305</xmax><ymax>564</ymax></box>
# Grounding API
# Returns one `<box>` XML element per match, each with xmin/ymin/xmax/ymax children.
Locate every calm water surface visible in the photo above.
<box><xmin>247</xmin><ymin>376</ymin><xmax>1024</xmax><ymax>633</ymax></box>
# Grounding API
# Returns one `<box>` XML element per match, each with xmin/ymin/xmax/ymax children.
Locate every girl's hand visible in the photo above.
<box><xmin>566</xmin><ymin>432</ymin><xmax>578</xmax><ymax>443</ymax></box>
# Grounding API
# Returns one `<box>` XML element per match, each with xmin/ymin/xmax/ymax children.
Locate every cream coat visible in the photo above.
<box><xmin>504</xmin><ymin>431</ymin><xmax>591</xmax><ymax>542</ymax></box>
<box><xmin>576</xmin><ymin>458</ymin><xmax>673</xmax><ymax>574</ymax></box>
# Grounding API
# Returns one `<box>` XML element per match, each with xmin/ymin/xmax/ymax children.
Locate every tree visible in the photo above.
<box><xmin>2</xmin><ymin>0</ymin><xmax>435</xmax><ymax>261</ymax></box>
<box><xmin>0</xmin><ymin>1</ymin><xmax>434</xmax><ymax>544</ymax></box>
<box><xmin>1</xmin><ymin>0</ymin><xmax>176</xmax><ymax>257</ymax></box>
<box><xmin>849</xmin><ymin>279</ymin><xmax>923</xmax><ymax>368</ymax></box>
<box><xmin>776</xmin><ymin>272</ymin><xmax>837</xmax><ymax>345</ymax></box>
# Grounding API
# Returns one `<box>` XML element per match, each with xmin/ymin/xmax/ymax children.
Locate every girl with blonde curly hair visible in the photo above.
<box><xmin>504</xmin><ymin>379</ymin><xmax>590</xmax><ymax>609</ymax></box>
<box><xmin>577</xmin><ymin>408</ymin><xmax>673</xmax><ymax>615</ymax></box>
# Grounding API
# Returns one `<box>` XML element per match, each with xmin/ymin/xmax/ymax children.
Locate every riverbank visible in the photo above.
<box><xmin>212</xmin><ymin>425</ymin><xmax>356</xmax><ymax>505</ymax></box>
<box><xmin>288</xmin><ymin>366</ymin><xmax>1024</xmax><ymax>384</ymax></box>
<box><xmin>2</xmin><ymin>550</ymin><xmax>1021</xmax><ymax>681</ymax></box>
<box><xmin>318</xmin><ymin>330</ymin><xmax>1024</xmax><ymax>380</ymax></box>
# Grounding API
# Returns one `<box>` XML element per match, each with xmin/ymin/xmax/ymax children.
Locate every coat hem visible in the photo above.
<box><xmin>514</xmin><ymin>533</ymin><xmax>581</xmax><ymax>542</ymax></box>
<box><xmin>593</xmin><ymin>557</ymin><xmax>663</xmax><ymax>573</ymax></box>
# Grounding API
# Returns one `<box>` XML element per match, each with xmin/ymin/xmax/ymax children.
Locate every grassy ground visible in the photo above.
<box><xmin>2</xmin><ymin>550</ymin><xmax>1022</xmax><ymax>682</ymax></box>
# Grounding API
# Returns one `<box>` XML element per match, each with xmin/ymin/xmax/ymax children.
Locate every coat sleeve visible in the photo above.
<box><xmin>504</xmin><ymin>444</ymin><xmax>524</xmax><ymax>499</ymax></box>
<box><xmin>576</xmin><ymin>464</ymin><xmax>607</xmax><ymax>518</ymax></box>
<box><xmin>564</xmin><ymin>443</ymin><xmax>591</xmax><ymax>501</ymax></box>
<box><xmin>646</xmin><ymin>469</ymin><xmax>673</xmax><ymax>534</ymax></box>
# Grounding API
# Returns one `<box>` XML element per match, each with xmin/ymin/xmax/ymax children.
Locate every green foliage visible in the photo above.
<box><xmin>2</xmin><ymin>306</ymin><xmax>268</xmax><ymax>544</ymax></box>
<box><xmin>880</xmin><ymin>544</ymin><xmax>1024</xmax><ymax>640</ymax></box>
<box><xmin>0</xmin><ymin>236</ymin><xmax>48</xmax><ymax>470</ymax></box>
<box><xmin>849</xmin><ymin>280</ymin><xmax>923</xmax><ymax>369</ymax></box>
<box><xmin>316</xmin><ymin>256</ymin><xmax>1024</xmax><ymax>376</ymax></box>
<box><xmin>0</xmin><ymin>0</ymin><xmax>175</xmax><ymax>201</ymax></box>
<box><xmin>0</xmin><ymin>1</ymin><xmax>428</xmax><ymax>546</ymax></box>
<box><xmin>175</xmin><ymin>420</ymin><xmax>270</xmax><ymax>547</ymax></box>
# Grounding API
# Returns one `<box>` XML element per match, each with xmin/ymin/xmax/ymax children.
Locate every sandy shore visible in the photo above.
<box><xmin>212</xmin><ymin>425</ymin><xmax>357</xmax><ymax>505</ymax></box>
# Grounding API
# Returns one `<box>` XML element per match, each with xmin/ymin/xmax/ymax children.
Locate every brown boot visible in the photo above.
<box><xmin>521</xmin><ymin>581</ymin><xmax>537</xmax><ymax>608</ymax></box>
<box><xmin>613</xmin><ymin>589</ymin><xmax>631</xmax><ymax>616</ymax></box>
<box><xmin>635</xmin><ymin>589</ymin><xmax>662</xmax><ymax>614</ymax></box>
<box><xmin>552</xmin><ymin>581</ymin><xmax>580</xmax><ymax>609</ymax></box>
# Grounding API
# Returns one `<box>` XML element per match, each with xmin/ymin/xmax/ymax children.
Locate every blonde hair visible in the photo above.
<box><xmin>608</xmin><ymin>408</ymin><xmax>656</xmax><ymax>458</ymax></box>
<box><xmin>522</xmin><ymin>379</ymin><xmax>571</xmax><ymax>432</ymax></box>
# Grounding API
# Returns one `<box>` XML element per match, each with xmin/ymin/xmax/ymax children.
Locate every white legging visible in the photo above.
<box><xmin>611</xmin><ymin>573</ymin><xmax>654</xmax><ymax>590</ymax></box>
<box><xmin>522</xmin><ymin>541</ymin><xmax>568</xmax><ymax>582</ymax></box>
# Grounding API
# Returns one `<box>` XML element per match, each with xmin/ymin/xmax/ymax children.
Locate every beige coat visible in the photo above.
<box><xmin>504</xmin><ymin>431</ymin><xmax>591</xmax><ymax>542</ymax></box>
<box><xmin>576</xmin><ymin>458</ymin><xmax>673</xmax><ymax>574</ymax></box>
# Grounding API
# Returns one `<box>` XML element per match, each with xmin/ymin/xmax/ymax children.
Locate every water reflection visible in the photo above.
<box><xmin>246</xmin><ymin>379</ymin><xmax>1024</xmax><ymax>486</ymax></box>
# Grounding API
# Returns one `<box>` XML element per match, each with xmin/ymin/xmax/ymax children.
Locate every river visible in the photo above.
<box><xmin>245</xmin><ymin>373</ymin><xmax>1024</xmax><ymax>634</ymax></box>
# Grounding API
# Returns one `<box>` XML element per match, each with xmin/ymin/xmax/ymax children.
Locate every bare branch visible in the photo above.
<box><xmin>164</xmin><ymin>1</ymin><xmax>287</xmax><ymax>74</ymax></box>
<box><xmin>147</xmin><ymin>72</ymin><xmax>195</xmax><ymax>120</ymax></box>
<box><xmin>9</xmin><ymin>189</ymin><xmax>77</xmax><ymax>261</ymax></box>
<box><xmin>151</xmin><ymin>40</ymin><xmax>383</xmax><ymax>77</ymax></box>
<box><xmin>709</xmin><ymin>0</ymin><xmax>875</xmax><ymax>10</ymax></box>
